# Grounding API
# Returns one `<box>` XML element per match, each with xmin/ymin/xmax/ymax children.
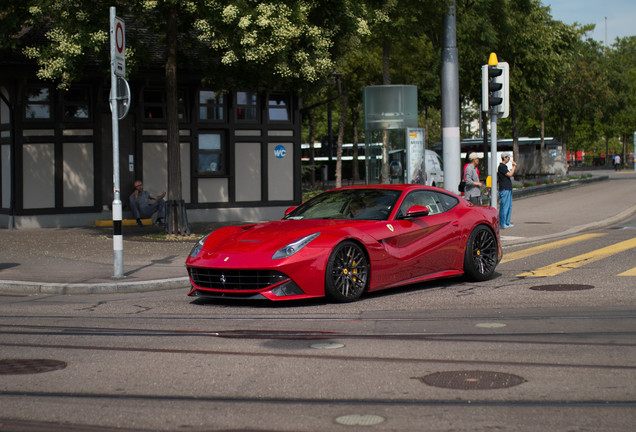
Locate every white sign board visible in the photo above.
<box><xmin>113</xmin><ymin>16</ymin><xmax>126</xmax><ymax>76</ymax></box>
<box><xmin>407</xmin><ymin>128</ymin><xmax>425</xmax><ymax>184</ymax></box>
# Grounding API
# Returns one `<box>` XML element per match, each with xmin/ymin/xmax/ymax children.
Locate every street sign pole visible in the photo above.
<box><xmin>110</xmin><ymin>7</ymin><xmax>124</xmax><ymax>278</ymax></box>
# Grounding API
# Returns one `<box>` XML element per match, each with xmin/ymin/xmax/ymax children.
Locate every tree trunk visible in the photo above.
<box><xmin>335</xmin><ymin>86</ymin><xmax>348</xmax><ymax>188</ymax></box>
<box><xmin>560</xmin><ymin>113</ymin><xmax>567</xmax><ymax>171</ymax></box>
<box><xmin>308</xmin><ymin>112</ymin><xmax>316</xmax><ymax>188</ymax></box>
<box><xmin>512</xmin><ymin>105</ymin><xmax>519</xmax><ymax>167</ymax></box>
<box><xmin>381</xmin><ymin>41</ymin><xmax>391</xmax><ymax>183</ymax></box>
<box><xmin>539</xmin><ymin>98</ymin><xmax>545</xmax><ymax>174</ymax></box>
<box><xmin>382</xmin><ymin>41</ymin><xmax>391</xmax><ymax>85</ymax></box>
<box><xmin>351</xmin><ymin>102</ymin><xmax>360</xmax><ymax>182</ymax></box>
<box><xmin>165</xmin><ymin>7</ymin><xmax>187</xmax><ymax>235</ymax></box>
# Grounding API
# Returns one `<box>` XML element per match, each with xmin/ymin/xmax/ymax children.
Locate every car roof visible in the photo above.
<box><xmin>332</xmin><ymin>184</ymin><xmax>441</xmax><ymax>193</ymax></box>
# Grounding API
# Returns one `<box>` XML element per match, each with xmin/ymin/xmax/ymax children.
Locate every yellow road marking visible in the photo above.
<box><xmin>501</xmin><ymin>233</ymin><xmax>606</xmax><ymax>264</ymax></box>
<box><xmin>618</xmin><ymin>267</ymin><xmax>636</xmax><ymax>276</ymax></box>
<box><xmin>517</xmin><ymin>237</ymin><xmax>636</xmax><ymax>277</ymax></box>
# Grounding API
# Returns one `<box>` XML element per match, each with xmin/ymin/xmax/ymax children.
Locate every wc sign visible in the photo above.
<box><xmin>274</xmin><ymin>145</ymin><xmax>287</xmax><ymax>159</ymax></box>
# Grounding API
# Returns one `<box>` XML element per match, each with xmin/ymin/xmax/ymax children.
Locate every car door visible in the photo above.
<box><xmin>381</xmin><ymin>190</ymin><xmax>462</xmax><ymax>282</ymax></box>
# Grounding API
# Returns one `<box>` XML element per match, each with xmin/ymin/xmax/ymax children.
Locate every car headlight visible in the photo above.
<box><xmin>272</xmin><ymin>232</ymin><xmax>320</xmax><ymax>260</ymax></box>
<box><xmin>189</xmin><ymin>234</ymin><xmax>210</xmax><ymax>258</ymax></box>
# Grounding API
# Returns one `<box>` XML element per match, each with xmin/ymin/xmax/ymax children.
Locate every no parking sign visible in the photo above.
<box><xmin>112</xmin><ymin>16</ymin><xmax>125</xmax><ymax>76</ymax></box>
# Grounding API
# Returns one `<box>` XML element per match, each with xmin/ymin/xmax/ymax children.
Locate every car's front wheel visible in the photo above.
<box><xmin>463</xmin><ymin>225</ymin><xmax>498</xmax><ymax>281</ymax></box>
<box><xmin>325</xmin><ymin>241</ymin><xmax>369</xmax><ymax>302</ymax></box>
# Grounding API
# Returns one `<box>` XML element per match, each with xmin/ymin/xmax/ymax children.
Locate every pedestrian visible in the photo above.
<box><xmin>497</xmin><ymin>152</ymin><xmax>516</xmax><ymax>228</ymax></box>
<box><xmin>615</xmin><ymin>154</ymin><xmax>621</xmax><ymax>171</ymax></box>
<box><xmin>464</xmin><ymin>152</ymin><xmax>483</xmax><ymax>205</ymax></box>
<box><xmin>129</xmin><ymin>180</ymin><xmax>166</xmax><ymax>226</ymax></box>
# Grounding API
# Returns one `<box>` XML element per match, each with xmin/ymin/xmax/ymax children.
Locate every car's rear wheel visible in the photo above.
<box><xmin>463</xmin><ymin>225</ymin><xmax>498</xmax><ymax>281</ymax></box>
<box><xmin>325</xmin><ymin>241</ymin><xmax>369</xmax><ymax>302</ymax></box>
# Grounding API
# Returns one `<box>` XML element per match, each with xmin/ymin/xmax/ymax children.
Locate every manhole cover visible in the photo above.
<box><xmin>415</xmin><ymin>370</ymin><xmax>526</xmax><ymax>390</ymax></box>
<box><xmin>0</xmin><ymin>359</ymin><xmax>67</xmax><ymax>375</ymax></box>
<box><xmin>335</xmin><ymin>414</ymin><xmax>385</xmax><ymax>426</ymax></box>
<box><xmin>530</xmin><ymin>284</ymin><xmax>594</xmax><ymax>292</ymax></box>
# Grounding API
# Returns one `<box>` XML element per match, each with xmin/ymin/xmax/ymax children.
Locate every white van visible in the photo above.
<box><xmin>423</xmin><ymin>150</ymin><xmax>444</xmax><ymax>187</ymax></box>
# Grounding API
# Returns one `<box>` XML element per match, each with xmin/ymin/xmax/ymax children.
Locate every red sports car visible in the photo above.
<box><xmin>186</xmin><ymin>185</ymin><xmax>502</xmax><ymax>302</ymax></box>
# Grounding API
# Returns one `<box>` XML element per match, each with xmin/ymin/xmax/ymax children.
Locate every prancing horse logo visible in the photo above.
<box><xmin>220</xmin><ymin>274</ymin><xmax>226</xmax><ymax>285</ymax></box>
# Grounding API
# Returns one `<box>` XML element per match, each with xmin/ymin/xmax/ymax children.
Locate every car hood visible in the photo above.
<box><xmin>202</xmin><ymin>219</ymin><xmax>369</xmax><ymax>254</ymax></box>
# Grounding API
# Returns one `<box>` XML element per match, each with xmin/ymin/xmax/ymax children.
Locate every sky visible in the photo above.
<box><xmin>545</xmin><ymin>0</ymin><xmax>636</xmax><ymax>44</ymax></box>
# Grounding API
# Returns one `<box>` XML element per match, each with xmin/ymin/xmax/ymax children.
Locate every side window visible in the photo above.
<box><xmin>25</xmin><ymin>86</ymin><xmax>51</xmax><ymax>119</ymax></box>
<box><xmin>143</xmin><ymin>89</ymin><xmax>164</xmax><ymax>120</ymax></box>
<box><xmin>198</xmin><ymin>132</ymin><xmax>225</xmax><ymax>175</ymax></box>
<box><xmin>267</xmin><ymin>93</ymin><xmax>290</xmax><ymax>121</ymax></box>
<box><xmin>63</xmin><ymin>87</ymin><xmax>90</xmax><ymax>120</ymax></box>
<box><xmin>143</xmin><ymin>89</ymin><xmax>187</xmax><ymax>120</ymax></box>
<box><xmin>199</xmin><ymin>90</ymin><xmax>224</xmax><ymax>121</ymax></box>
<box><xmin>236</xmin><ymin>91</ymin><xmax>258</xmax><ymax>121</ymax></box>
<box><xmin>399</xmin><ymin>190</ymin><xmax>458</xmax><ymax>216</ymax></box>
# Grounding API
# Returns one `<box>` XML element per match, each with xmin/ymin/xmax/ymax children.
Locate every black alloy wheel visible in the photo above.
<box><xmin>463</xmin><ymin>225</ymin><xmax>498</xmax><ymax>281</ymax></box>
<box><xmin>325</xmin><ymin>241</ymin><xmax>369</xmax><ymax>302</ymax></box>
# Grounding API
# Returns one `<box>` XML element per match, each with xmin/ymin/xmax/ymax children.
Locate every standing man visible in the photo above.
<box><xmin>497</xmin><ymin>152</ymin><xmax>516</xmax><ymax>228</ymax></box>
<box><xmin>129</xmin><ymin>180</ymin><xmax>166</xmax><ymax>226</ymax></box>
<box><xmin>464</xmin><ymin>152</ymin><xmax>482</xmax><ymax>205</ymax></box>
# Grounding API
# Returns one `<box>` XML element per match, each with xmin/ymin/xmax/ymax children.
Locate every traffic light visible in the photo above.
<box><xmin>481</xmin><ymin>53</ymin><xmax>509</xmax><ymax>118</ymax></box>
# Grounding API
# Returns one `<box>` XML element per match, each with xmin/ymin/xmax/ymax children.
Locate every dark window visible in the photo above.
<box><xmin>178</xmin><ymin>91</ymin><xmax>187</xmax><ymax>121</ymax></box>
<box><xmin>198</xmin><ymin>132</ymin><xmax>225</xmax><ymax>175</ymax></box>
<box><xmin>143</xmin><ymin>89</ymin><xmax>164</xmax><ymax>120</ymax></box>
<box><xmin>199</xmin><ymin>90</ymin><xmax>224</xmax><ymax>121</ymax></box>
<box><xmin>143</xmin><ymin>89</ymin><xmax>187</xmax><ymax>120</ymax></box>
<box><xmin>25</xmin><ymin>87</ymin><xmax>51</xmax><ymax>119</ymax></box>
<box><xmin>63</xmin><ymin>87</ymin><xmax>90</xmax><ymax>120</ymax></box>
<box><xmin>268</xmin><ymin>93</ymin><xmax>290</xmax><ymax>121</ymax></box>
<box><xmin>236</xmin><ymin>91</ymin><xmax>257</xmax><ymax>121</ymax></box>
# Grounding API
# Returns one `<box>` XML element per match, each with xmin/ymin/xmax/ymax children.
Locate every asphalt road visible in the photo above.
<box><xmin>1</xmin><ymin>212</ymin><xmax>635</xmax><ymax>431</ymax></box>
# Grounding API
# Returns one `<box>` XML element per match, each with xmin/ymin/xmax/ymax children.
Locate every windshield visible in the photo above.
<box><xmin>285</xmin><ymin>189</ymin><xmax>402</xmax><ymax>221</ymax></box>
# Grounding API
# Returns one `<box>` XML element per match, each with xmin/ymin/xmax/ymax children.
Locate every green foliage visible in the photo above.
<box><xmin>4</xmin><ymin>0</ymin><xmax>636</xmax><ymax>160</ymax></box>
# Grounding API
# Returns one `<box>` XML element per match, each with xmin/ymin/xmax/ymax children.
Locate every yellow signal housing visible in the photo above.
<box><xmin>488</xmin><ymin>52</ymin><xmax>498</xmax><ymax>66</ymax></box>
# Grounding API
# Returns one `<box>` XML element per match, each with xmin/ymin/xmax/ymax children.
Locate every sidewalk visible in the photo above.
<box><xmin>1</xmin><ymin>170</ymin><xmax>635</xmax><ymax>295</ymax></box>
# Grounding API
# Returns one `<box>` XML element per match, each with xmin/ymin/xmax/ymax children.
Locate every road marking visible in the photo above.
<box><xmin>618</xmin><ymin>267</ymin><xmax>636</xmax><ymax>276</ymax></box>
<box><xmin>517</xmin><ymin>236</ymin><xmax>636</xmax><ymax>277</ymax></box>
<box><xmin>501</xmin><ymin>233</ymin><xmax>606</xmax><ymax>264</ymax></box>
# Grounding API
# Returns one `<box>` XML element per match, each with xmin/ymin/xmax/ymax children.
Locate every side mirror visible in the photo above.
<box><xmin>284</xmin><ymin>206</ymin><xmax>297</xmax><ymax>216</ymax></box>
<box><xmin>405</xmin><ymin>205</ymin><xmax>429</xmax><ymax>218</ymax></box>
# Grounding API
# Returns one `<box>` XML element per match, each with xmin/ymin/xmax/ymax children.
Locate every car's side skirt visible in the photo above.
<box><xmin>368</xmin><ymin>269</ymin><xmax>464</xmax><ymax>292</ymax></box>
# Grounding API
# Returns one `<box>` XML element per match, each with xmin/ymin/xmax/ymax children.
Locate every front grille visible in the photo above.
<box><xmin>189</xmin><ymin>268</ymin><xmax>289</xmax><ymax>291</ymax></box>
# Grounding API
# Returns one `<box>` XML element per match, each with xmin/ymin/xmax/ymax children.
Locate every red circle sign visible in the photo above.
<box><xmin>115</xmin><ymin>22</ymin><xmax>124</xmax><ymax>53</ymax></box>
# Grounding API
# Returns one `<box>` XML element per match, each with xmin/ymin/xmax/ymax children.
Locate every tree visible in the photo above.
<box><xmin>8</xmin><ymin>0</ymin><xmax>370</xmax><ymax>228</ymax></box>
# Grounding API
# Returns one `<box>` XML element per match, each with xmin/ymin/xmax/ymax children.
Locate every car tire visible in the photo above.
<box><xmin>325</xmin><ymin>241</ymin><xmax>369</xmax><ymax>302</ymax></box>
<box><xmin>463</xmin><ymin>225</ymin><xmax>498</xmax><ymax>281</ymax></box>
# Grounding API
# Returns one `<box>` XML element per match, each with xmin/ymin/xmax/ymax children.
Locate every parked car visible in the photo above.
<box><xmin>186</xmin><ymin>184</ymin><xmax>501</xmax><ymax>302</ymax></box>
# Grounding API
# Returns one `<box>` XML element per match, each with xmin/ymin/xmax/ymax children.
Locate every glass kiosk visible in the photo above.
<box><xmin>363</xmin><ymin>85</ymin><xmax>419</xmax><ymax>184</ymax></box>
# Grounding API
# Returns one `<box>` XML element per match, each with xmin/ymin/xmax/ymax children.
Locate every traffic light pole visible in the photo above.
<box><xmin>490</xmin><ymin>113</ymin><xmax>498</xmax><ymax>208</ymax></box>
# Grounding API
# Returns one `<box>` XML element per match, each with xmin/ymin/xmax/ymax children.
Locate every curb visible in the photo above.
<box><xmin>0</xmin><ymin>174</ymin><xmax>623</xmax><ymax>295</ymax></box>
<box><xmin>0</xmin><ymin>277</ymin><xmax>190</xmax><ymax>295</ymax></box>
<box><xmin>512</xmin><ymin>175</ymin><xmax>609</xmax><ymax>200</ymax></box>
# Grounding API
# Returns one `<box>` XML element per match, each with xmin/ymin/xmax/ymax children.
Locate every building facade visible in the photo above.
<box><xmin>0</xmin><ymin>70</ymin><xmax>302</xmax><ymax>228</ymax></box>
